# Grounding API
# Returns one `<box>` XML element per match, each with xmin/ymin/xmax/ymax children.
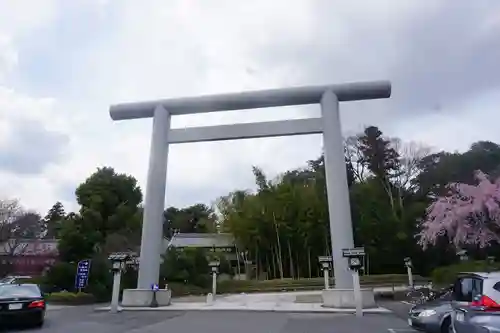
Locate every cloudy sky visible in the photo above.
<box><xmin>0</xmin><ymin>0</ymin><xmax>499</xmax><ymax>215</ymax></box>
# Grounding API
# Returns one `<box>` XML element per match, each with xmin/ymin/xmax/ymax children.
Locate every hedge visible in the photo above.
<box><xmin>168</xmin><ymin>283</ymin><xmax>209</xmax><ymax>297</ymax></box>
<box><xmin>45</xmin><ymin>292</ymin><xmax>96</xmax><ymax>305</ymax></box>
<box><xmin>169</xmin><ymin>274</ymin><xmax>428</xmax><ymax>297</ymax></box>
<box><xmin>431</xmin><ymin>260</ymin><xmax>500</xmax><ymax>285</ymax></box>
<box><xmin>42</xmin><ymin>274</ymin><xmax>428</xmax><ymax>301</ymax></box>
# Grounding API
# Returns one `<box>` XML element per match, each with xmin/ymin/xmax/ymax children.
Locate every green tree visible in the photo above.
<box><xmin>43</xmin><ymin>201</ymin><xmax>66</xmax><ymax>239</ymax></box>
<box><xmin>57</xmin><ymin>167</ymin><xmax>143</xmax><ymax>263</ymax></box>
<box><xmin>414</xmin><ymin>141</ymin><xmax>500</xmax><ymax>197</ymax></box>
<box><xmin>358</xmin><ymin>126</ymin><xmax>400</xmax><ymax>181</ymax></box>
<box><xmin>164</xmin><ymin>204</ymin><xmax>217</xmax><ymax>237</ymax></box>
<box><xmin>57</xmin><ymin>216</ymin><xmax>98</xmax><ymax>262</ymax></box>
<box><xmin>75</xmin><ymin>167</ymin><xmax>143</xmax><ymax>251</ymax></box>
<box><xmin>46</xmin><ymin>126</ymin><xmax>500</xmax><ymax>290</ymax></box>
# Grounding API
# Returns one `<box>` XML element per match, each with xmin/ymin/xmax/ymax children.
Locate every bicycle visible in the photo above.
<box><xmin>406</xmin><ymin>287</ymin><xmax>427</xmax><ymax>304</ymax></box>
<box><xmin>405</xmin><ymin>285</ymin><xmax>436</xmax><ymax>305</ymax></box>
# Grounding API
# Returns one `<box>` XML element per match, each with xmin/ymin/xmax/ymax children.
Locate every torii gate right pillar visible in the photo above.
<box><xmin>321</xmin><ymin>90</ymin><xmax>355</xmax><ymax>289</ymax></box>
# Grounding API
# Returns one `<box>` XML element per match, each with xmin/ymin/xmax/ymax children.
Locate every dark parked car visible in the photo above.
<box><xmin>0</xmin><ymin>283</ymin><xmax>46</xmax><ymax>328</ymax></box>
<box><xmin>408</xmin><ymin>272</ymin><xmax>500</xmax><ymax>333</ymax></box>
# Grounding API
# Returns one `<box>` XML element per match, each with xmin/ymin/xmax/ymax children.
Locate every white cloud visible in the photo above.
<box><xmin>0</xmin><ymin>35</ymin><xmax>17</xmax><ymax>81</ymax></box>
<box><xmin>0</xmin><ymin>0</ymin><xmax>57</xmax><ymax>36</ymax></box>
<box><xmin>389</xmin><ymin>89</ymin><xmax>500</xmax><ymax>153</ymax></box>
<box><xmin>0</xmin><ymin>0</ymin><xmax>498</xmax><ymax>215</ymax></box>
<box><xmin>0</xmin><ymin>87</ymin><xmax>69</xmax><ymax>212</ymax></box>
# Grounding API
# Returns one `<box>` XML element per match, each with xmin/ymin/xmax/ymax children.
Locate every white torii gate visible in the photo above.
<box><xmin>109</xmin><ymin>81</ymin><xmax>391</xmax><ymax>293</ymax></box>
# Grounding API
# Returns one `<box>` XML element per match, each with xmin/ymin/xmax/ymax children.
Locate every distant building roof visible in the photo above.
<box><xmin>0</xmin><ymin>239</ymin><xmax>59</xmax><ymax>256</ymax></box>
<box><xmin>165</xmin><ymin>233</ymin><xmax>235</xmax><ymax>249</ymax></box>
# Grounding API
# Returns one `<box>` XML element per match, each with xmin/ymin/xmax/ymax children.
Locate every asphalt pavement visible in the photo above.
<box><xmin>378</xmin><ymin>300</ymin><xmax>414</xmax><ymax>319</ymax></box>
<box><xmin>4</xmin><ymin>303</ymin><xmax>419</xmax><ymax>333</ymax></box>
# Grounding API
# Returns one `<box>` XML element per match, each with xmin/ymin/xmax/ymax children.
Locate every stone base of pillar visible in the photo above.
<box><xmin>121</xmin><ymin>289</ymin><xmax>172</xmax><ymax>307</ymax></box>
<box><xmin>321</xmin><ymin>288</ymin><xmax>376</xmax><ymax>308</ymax></box>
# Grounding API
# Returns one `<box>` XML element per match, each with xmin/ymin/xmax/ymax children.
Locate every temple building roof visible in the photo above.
<box><xmin>165</xmin><ymin>233</ymin><xmax>235</xmax><ymax>249</ymax></box>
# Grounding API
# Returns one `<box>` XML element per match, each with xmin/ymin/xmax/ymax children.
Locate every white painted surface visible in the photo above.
<box><xmin>110</xmin><ymin>81</ymin><xmax>391</xmax><ymax>119</ymax></box>
<box><xmin>95</xmin><ymin>302</ymin><xmax>390</xmax><ymax>313</ymax></box>
<box><xmin>169</xmin><ymin>118</ymin><xmax>322</xmax><ymax>144</ymax></box>
<box><xmin>322</xmin><ymin>288</ymin><xmax>376</xmax><ymax>309</ymax></box>
<box><xmin>352</xmin><ymin>271</ymin><xmax>363</xmax><ymax>317</ymax></box>
<box><xmin>110</xmin><ymin>271</ymin><xmax>121</xmax><ymax>313</ymax></box>
<box><xmin>97</xmin><ymin>290</ymin><xmax>390</xmax><ymax>313</ymax></box>
<box><xmin>121</xmin><ymin>289</ymin><xmax>172</xmax><ymax>307</ymax></box>
<box><xmin>321</xmin><ymin>90</ymin><xmax>355</xmax><ymax>289</ymax></box>
<box><xmin>137</xmin><ymin>105</ymin><xmax>171</xmax><ymax>289</ymax></box>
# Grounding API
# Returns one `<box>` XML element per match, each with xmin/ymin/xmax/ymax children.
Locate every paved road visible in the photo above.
<box><xmin>378</xmin><ymin>300</ymin><xmax>414</xmax><ymax>319</ymax></box>
<box><xmin>5</xmin><ymin>304</ymin><xmax>419</xmax><ymax>333</ymax></box>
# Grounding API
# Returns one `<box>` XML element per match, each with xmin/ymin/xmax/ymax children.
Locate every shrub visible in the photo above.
<box><xmin>85</xmin><ymin>257</ymin><xmax>113</xmax><ymax>302</ymax></box>
<box><xmin>160</xmin><ymin>248</ymin><xmax>210</xmax><ymax>288</ymax></box>
<box><xmin>168</xmin><ymin>282</ymin><xmax>208</xmax><ymax>297</ymax></box>
<box><xmin>431</xmin><ymin>260</ymin><xmax>500</xmax><ymax>285</ymax></box>
<box><xmin>164</xmin><ymin>274</ymin><xmax>425</xmax><ymax>297</ymax></box>
<box><xmin>214</xmin><ymin>274</ymin><xmax>427</xmax><ymax>294</ymax></box>
<box><xmin>46</xmin><ymin>292</ymin><xmax>96</xmax><ymax>305</ymax></box>
<box><xmin>41</xmin><ymin>262</ymin><xmax>77</xmax><ymax>293</ymax></box>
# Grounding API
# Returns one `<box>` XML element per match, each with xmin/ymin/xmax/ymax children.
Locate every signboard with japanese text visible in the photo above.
<box><xmin>75</xmin><ymin>259</ymin><xmax>91</xmax><ymax>289</ymax></box>
<box><xmin>342</xmin><ymin>247</ymin><xmax>365</xmax><ymax>257</ymax></box>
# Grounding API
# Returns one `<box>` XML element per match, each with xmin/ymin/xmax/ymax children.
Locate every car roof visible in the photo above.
<box><xmin>459</xmin><ymin>271</ymin><xmax>500</xmax><ymax>279</ymax></box>
<box><xmin>4</xmin><ymin>275</ymin><xmax>32</xmax><ymax>278</ymax></box>
<box><xmin>0</xmin><ymin>283</ymin><xmax>39</xmax><ymax>288</ymax></box>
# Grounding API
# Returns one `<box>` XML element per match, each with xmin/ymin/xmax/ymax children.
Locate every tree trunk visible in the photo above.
<box><xmin>275</xmin><ymin>245</ymin><xmax>284</xmax><ymax>279</ymax></box>
<box><xmin>324</xmin><ymin>234</ymin><xmax>331</xmax><ymax>257</ymax></box>
<box><xmin>273</xmin><ymin>212</ymin><xmax>284</xmax><ymax>279</ymax></box>
<box><xmin>287</xmin><ymin>239</ymin><xmax>295</xmax><ymax>279</ymax></box>
<box><xmin>307</xmin><ymin>247</ymin><xmax>312</xmax><ymax>278</ymax></box>
<box><xmin>265</xmin><ymin>252</ymin><xmax>271</xmax><ymax>280</ymax></box>
<box><xmin>295</xmin><ymin>250</ymin><xmax>300</xmax><ymax>279</ymax></box>
<box><xmin>367</xmin><ymin>253</ymin><xmax>370</xmax><ymax>275</ymax></box>
<box><xmin>236</xmin><ymin>246</ymin><xmax>241</xmax><ymax>279</ymax></box>
<box><xmin>255</xmin><ymin>246</ymin><xmax>260</xmax><ymax>279</ymax></box>
<box><xmin>270</xmin><ymin>246</ymin><xmax>277</xmax><ymax>279</ymax></box>
<box><xmin>381</xmin><ymin>178</ymin><xmax>399</xmax><ymax>221</ymax></box>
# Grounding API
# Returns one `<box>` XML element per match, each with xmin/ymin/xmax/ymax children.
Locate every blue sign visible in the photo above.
<box><xmin>75</xmin><ymin>259</ymin><xmax>91</xmax><ymax>289</ymax></box>
<box><xmin>151</xmin><ymin>283</ymin><xmax>159</xmax><ymax>291</ymax></box>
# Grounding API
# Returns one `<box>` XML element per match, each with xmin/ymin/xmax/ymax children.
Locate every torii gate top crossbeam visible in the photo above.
<box><xmin>109</xmin><ymin>80</ymin><xmax>391</xmax><ymax>120</ymax></box>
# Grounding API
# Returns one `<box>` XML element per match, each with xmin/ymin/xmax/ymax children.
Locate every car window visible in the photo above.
<box><xmin>0</xmin><ymin>285</ymin><xmax>41</xmax><ymax>299</ymax></box>
<box><xmin>454</xmin><ymin>277</ymin><xmax>483</xmax><ymax>302</ymax></box>
<box><xmin>471</xmin><ymin>278</ymin><xmax>483</xmax><ymax>298</ymax></box>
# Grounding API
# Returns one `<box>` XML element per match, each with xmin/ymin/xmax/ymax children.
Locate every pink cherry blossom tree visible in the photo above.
<box><xmin>418</xmin><ymin>170</ymin><xmax>500</xmax><ymax>250</ymax></box>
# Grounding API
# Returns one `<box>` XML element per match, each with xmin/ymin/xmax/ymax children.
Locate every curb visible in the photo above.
<box><xmin>94</xmin><ymin>305</ymin><xmax>392</xmax><ymax>314</ymax></box>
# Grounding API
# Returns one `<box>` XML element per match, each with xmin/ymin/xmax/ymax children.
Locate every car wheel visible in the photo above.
<box><xmin>441</xmin><ymin>317</ymin><xmax>451</xmax><ymax>333</ymax></box>
<box><xmin>33</xmin><ymin>314</ymin><xmax>45</xmax><ymax>328</ymax></box>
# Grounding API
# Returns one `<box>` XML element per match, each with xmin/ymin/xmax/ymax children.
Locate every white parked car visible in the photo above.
<box><xmin>0</xmin><ymin>276</ymin><xmax>33</xmax><ymax>285</ymax></box>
